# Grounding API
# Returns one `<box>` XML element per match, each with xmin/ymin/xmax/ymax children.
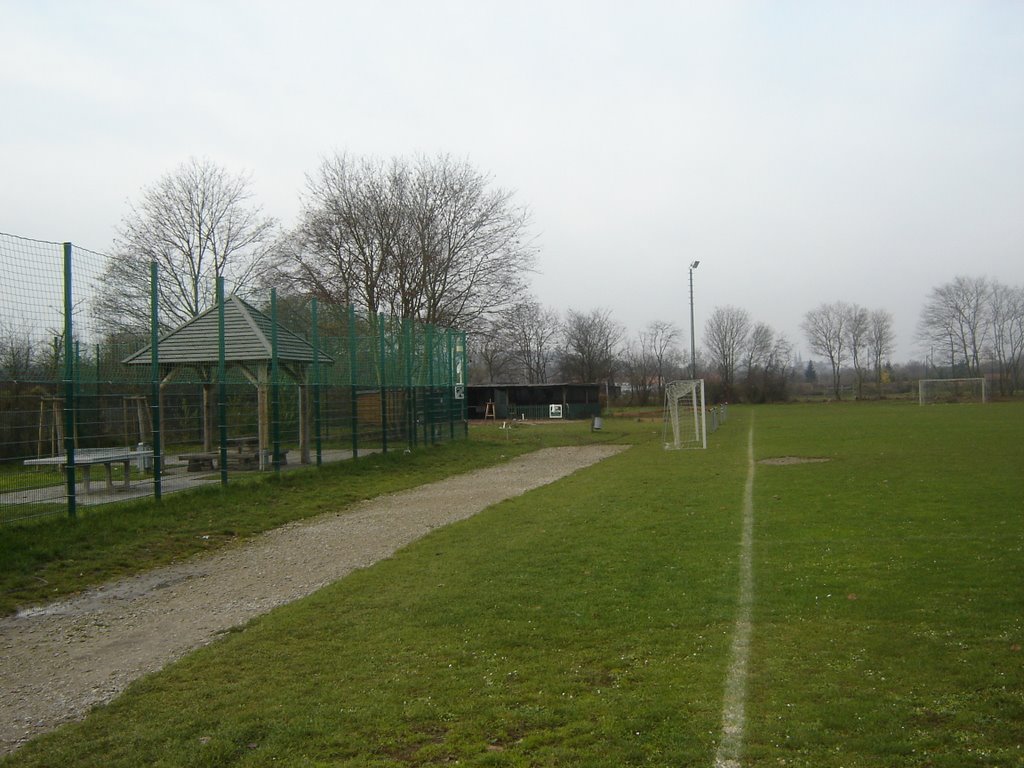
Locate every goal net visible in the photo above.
<box><xmin>918</xmin><ymin>377</ymin><xmax>987</xmax><ymax>405</ymax></box>
<box><xmin>663</xmin><ymin>379</ymin><xmax>707</xmax><ymax>450</ymax></box>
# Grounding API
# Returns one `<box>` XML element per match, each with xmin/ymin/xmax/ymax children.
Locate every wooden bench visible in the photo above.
<box><xmin>226</xmin><ymin>451</ymin><xmax>260</xmax><ymax>470</ymax></box>
<box><xmin>178</xmin><ymin>447</ymin><xmax>289</xmax><ymax>472</ymax></box>
<box><xmin>225</xmin><ymin>449</ymin><xmax>289</xmax><ymax>471</ymax></box>
<box><xmin>177</xmin><ymin>452</ymin><xmax>218</xmax><ymax>472</ymax></box>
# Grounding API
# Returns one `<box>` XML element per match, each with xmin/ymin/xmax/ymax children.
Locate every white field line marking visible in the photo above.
<box><xmin>714</xmin><ymin>420</ymin><xmax>756</xmax><ymax>768</ymax></box>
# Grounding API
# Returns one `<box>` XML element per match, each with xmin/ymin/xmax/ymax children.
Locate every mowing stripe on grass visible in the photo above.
<box><xmin>714</xmin><ymin>419</ymin><xmax>755</xmax><ymax>768</ymax></box>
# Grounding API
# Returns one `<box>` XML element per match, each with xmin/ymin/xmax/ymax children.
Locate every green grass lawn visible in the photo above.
<box><xmin>0</xmin><ymin>464</ymin><xmax>65</xmax><ymax>494</ymax></box>
<box><xmin>0</xmin><ymin>419</ymin><xmax>645</xmax><ymax>616</ymax></box>
<box><xmin>2</xmin><ymin>402</ymin><xmax>1022</xmax><ymax>766</ymax></box>
<box><xmin>746</xmin><ymin>402</ymin><xmax>1024</xmax><ymax>767</ymax></box>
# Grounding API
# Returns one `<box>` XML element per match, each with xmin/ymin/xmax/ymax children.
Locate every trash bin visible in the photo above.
<box><xmin>591</xmin><ymin>416</ymin><xmax>603</xmax><ymax>431</ymax></box>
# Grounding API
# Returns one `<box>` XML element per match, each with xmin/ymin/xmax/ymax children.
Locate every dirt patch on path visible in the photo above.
<box><xmin>0</xmin><ymin>444</ymin><xmax>626</xmax><ymax>756</ymax></box>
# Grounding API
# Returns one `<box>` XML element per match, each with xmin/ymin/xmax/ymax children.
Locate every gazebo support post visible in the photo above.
<box><xmin>202</xmin><ymin>379</ymin><xmax>214</xmax><ymax>452</ymax></box>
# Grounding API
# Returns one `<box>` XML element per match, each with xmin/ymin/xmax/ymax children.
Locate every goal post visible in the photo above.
<box><xmin>663</xmin><ymin>379</ymin><xmax>707</xmax><ymax>450</ymax></box>
<box><xmin>918</xmin><ymin>377</ymin><xmax>987</xmax><ymax>405</ymax></box>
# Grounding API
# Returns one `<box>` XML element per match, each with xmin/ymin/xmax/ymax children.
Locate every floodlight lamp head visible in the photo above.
<box><xmin>690</xmin><ymin>260</ymin><xmax>700</xmax><ymax>269</ymax></box>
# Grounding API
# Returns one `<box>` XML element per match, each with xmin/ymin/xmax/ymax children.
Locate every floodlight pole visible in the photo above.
<box><xmin>688</xmin><ymin>260</ymin><xmax>700</xmax><ymax>378</ymax></box>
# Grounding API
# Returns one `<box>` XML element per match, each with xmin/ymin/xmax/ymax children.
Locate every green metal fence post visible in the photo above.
<box><xmin>404</xmin><ymin>316</ymin><xmax>415</xmax><ymax>451</ymax></box>
<box><xmin>461</xmin><ymin>331</ymin><xmax>469</xmax><ymax>437</ymax></box>
<box><xmin>62</xmin><ymin>242</ymin><xmax>77</xmax><ymax>518</ymax></box>
<box><xmin>426</xmin><ymin>323</ymin><xmax>435</xmax><ymax>445</ymax></box>
<box><xmin>149</xmin><ymin>259</ymin><xmax>162</xmax><ymax>500</ymax></box>
<box><xmin>73</xmin><ymin>340</ymin><xmax>82</xmax><ymax>444</ymax></box>
<box><xmin>94</xmin><ymin>345</ymin><xmax>101</xmax><ymax>439</ymax></box>
<box><xmin>378</xmin><ymin>313</ymin><xmax>388</xmax><ymax>454</ymax></box>
<box><xmin>312</xmin><ymin>298</ymin><xmax>322</xmax><ymax>467</ymax></box>
<box><xmin>217</xmin><ymin>277</ymin><xmax>228</xmax><ymax>485</ymax></box>
<box><xmin>271</xmin><ymin>288</ymin><xmax>282</xmax><ymax>473</ymax></box>
<box><xmin>349</xmin><ymin>304</ymin><xmax>359</xmax><ymax>459</ymax></box>
<box><xmin>447</xmin><ymin>329</ymin><xmax>455</xmax><ymax>440</ymax></box>
<box><xmin>421</xmin><ymin>324</ymin><xmax>429</xmax><ymax>446</ymax></box>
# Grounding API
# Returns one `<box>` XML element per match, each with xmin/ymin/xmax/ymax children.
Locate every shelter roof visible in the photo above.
<box><xmin>122</xmin><ymin>295</ymin><xmax>332</xmax><ymax>366</ymax></box>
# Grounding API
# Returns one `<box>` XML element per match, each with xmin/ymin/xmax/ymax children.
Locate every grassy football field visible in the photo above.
<box><xmin>3</xmin><ymin>401</ymin><xmax>1022</xmax><ymax>767</ymax></box>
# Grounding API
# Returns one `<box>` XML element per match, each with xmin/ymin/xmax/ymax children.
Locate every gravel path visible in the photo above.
<box><xmin>0</xmin><ymin>444</ymin><xmax>625</xmax><ymax>756</ymax></box>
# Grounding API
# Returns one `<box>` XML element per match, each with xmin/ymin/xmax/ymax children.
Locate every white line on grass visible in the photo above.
<box><xmin>714</xmin><ymin>420</ymin><xmax>756</xmax><ymax>768</ymax></box>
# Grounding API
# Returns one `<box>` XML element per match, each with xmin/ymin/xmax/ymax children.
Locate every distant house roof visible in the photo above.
<box><xmin>122</xmin><ymin>295</ymin><xmax>332</xmax><ymax>366</ymax></box>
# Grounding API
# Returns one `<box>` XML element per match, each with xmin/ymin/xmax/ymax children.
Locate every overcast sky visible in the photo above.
<box><xmin>3</xmin><ymin>0</ymin><xmax>1022</xmax><ymax>362</ymax></box>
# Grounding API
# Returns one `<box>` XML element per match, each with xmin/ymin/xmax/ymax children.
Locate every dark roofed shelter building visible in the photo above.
<box><xmin>467</xmin><ymin>383</ymin><xmax>602</xmax><ymax>420</ymax></box>
<box><xmin>123</xmin><ymin>295</ymin><xmax>331</xmax><ymax>467</ymax></box>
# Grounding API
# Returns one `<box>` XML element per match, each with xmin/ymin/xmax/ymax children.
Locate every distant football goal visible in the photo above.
<box><xmin>663</xmin><ymin>379</ymin><xmax>707</xmax><ymax>450</ymax></box>
<box><xmin>918</xmin><ymin>377</ymin><xmax>987</xmax><ymax>405</ymax></box>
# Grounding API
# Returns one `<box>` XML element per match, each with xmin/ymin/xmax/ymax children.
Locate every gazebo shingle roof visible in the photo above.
<box><xmin>122</xmin><ymin>295</ymin><xmax>331</xmax><ymax>366</ymax></box>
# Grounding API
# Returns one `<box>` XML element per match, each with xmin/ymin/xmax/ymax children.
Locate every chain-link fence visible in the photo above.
<box><xmin>0</xmin><ymin>233</ymin><xmax>468</xmax><ymax>525</ymax></box>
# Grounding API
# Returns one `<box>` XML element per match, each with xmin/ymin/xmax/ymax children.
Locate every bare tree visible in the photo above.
<box><xmin>759</xmin><ymin>332</ymin><xmax>794</xmax><ymax>402</ymax></box>
<box><xmin>643</xmin><ymin>320</ymin><xmax>682</xmax><ymax>399</ymax></box>
<box><xmin>802</xmin><ymin>302</ymin><xmax>849</xmax><ymax>399</ymax></box>
<box><xmin>93</xmin><ymin>157</ymin><xmax>276</xmax><ymax>334</ymax></box>
<box><xmin>621</xmin><ymin>332</ymin><xmax>657</xmax><ymax>406</ymax></box>
<box><xmin>0</xmin><ymin>320</ymin><xmax>42</xmax><ymax>459</ymax></box>
<box><xmin>867</xmin><ymin>309</ymin><xmax>896</xmax><ymax>393</ymax></box>
<box><xmin>559</xmin><ymin>308</ymin><xmax>624</xmax><ymax>385</ymax></box>
<box><xmin>988</xmin><ymin>280</ymin><xmax>1024</xmax><ymax>395</ymax></box>
<box><xmin>263</xmin><ymin>154</ymin><xmax>393</xmax><ymax>314</ymax></box>
<box><xmin>406</xmin><ymin>155</ymin><xmax>534</xmax><ymax>326</ymax></box>
<box><xmin>499</xmin><ymin>300</ymin><xmax>560</xmax><ymax>384</ymax></box>
<box><xmin>917</xmin><ymin>276</ymin><xmax>990</xmax><ymax>376</ymax></box>
<box><xmin>0</xmin><ymin>320</ymin><xmax>36</xmax><ymax>380</ymax></box>
<box><xmin>741</xmin><ymin>322</ymin><xmax>793</xmax><ymax>402</ymax></box>
<box><xmin>845</xmin><ymin>303</ymin><xmax>871</xmax><ymax>399</ymax></box>
<box><xmin>704</xmin><ymin>305</ymin><xmax>751</xmax><ymax>396</ymax></box>
<box><xmin>270</xmin><ymin>153</ymin><xmax>535</xmax><ymax>329</ymax></box>
<box><xmin>467</xmin><ymin>326</ymin><xmax>511</xmax><ymax>384</ymax></box>
<box><xmin>742</xmin><ymin>322</ymin><xmax>774</xmax><ymax>379</ymax></box>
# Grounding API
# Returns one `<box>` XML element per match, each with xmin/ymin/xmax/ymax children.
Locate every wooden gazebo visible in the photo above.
<box><xmin>123</xmin><ymin>295</ymin><xmax>331</xmax><ymax>467</ymax></box>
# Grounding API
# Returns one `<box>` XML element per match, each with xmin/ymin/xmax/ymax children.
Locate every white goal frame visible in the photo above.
<box><xmin>663</xmin><ymin>379</ymin><xmax>707</xmax><ymax>450</ymax></box>
<box><xmin>918</xmin><ymin>377</ymin><xmax>987</xmax><ymax>405</ymax></box>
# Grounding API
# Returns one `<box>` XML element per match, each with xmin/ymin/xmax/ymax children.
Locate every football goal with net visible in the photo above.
<box><xmin>918</xmin><ymin>377</ymin><xmax>987</xmax><ymax>405</ymax></box>
<box><xmin>663</xmin><ymin>379</ymin><xmax>707</xmax><ymax>450</ymax></box>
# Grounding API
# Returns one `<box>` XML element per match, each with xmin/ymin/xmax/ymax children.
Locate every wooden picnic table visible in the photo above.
<box><xmin>25</xmin><ymin>447</ymin><xmax>153</xmax><ymax>494</ymax></box>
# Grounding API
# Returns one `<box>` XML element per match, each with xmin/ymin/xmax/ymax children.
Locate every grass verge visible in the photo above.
<box><xmin>1</xmin><ymin>418</ymin><xmax>647</xmax><ymax>616</ymax></box>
